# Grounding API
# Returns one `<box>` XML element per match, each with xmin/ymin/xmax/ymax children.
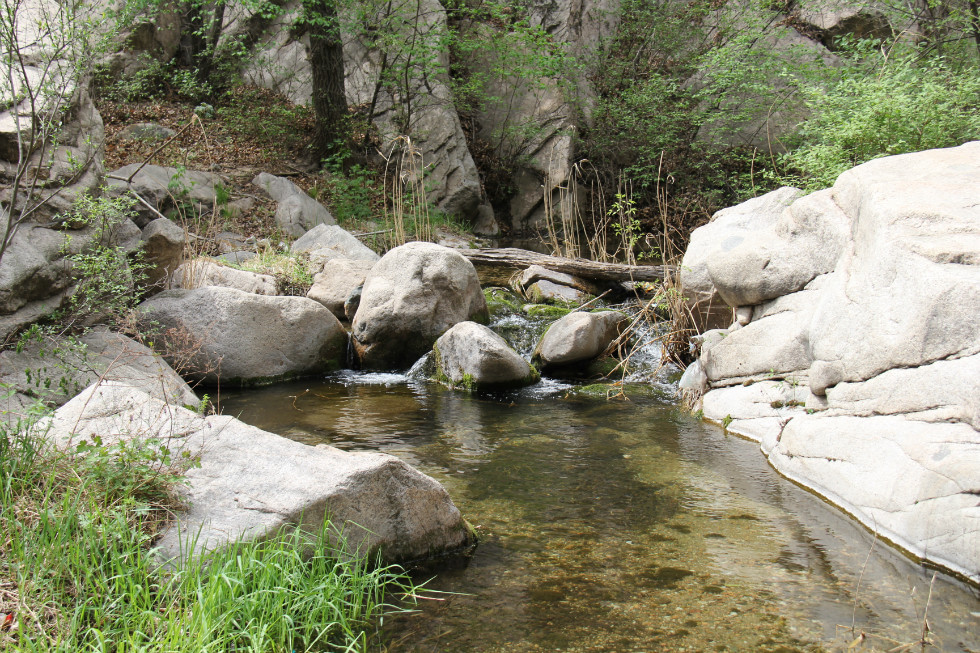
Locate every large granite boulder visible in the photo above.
<box><xmin>0</xmin><ymin>329</ymin><xmax>197</xmax><ymax>424</ymax></box>
<box><xmin>307</xmin><ymin>258</ymin><xmax>375</xmax><ymax>320</ymax></box>
<box><xmin>291</xmin><ymin>223</ymin><xmax>379</xmax><ymax>262</ymax></box>
<box><xmin>138</xmin><ymin>286</ymin><xmax>347</xmax><ymax>386</ymax></box>
<box><xmin>352</xmin><ymin>242</ymin><xmax>488</xmax><ymax>370</ymax></box>
<box><xmin>533</xmin><ymin>310</ymin><xmax>627</xmax><ymax>369</ymax></box>
<box><xmin>433</xmin><ymin>321</ymin><xmax>537</xmax><ymax>391</ymax></box>
<box><xmin>252</xmin><ymin>172</ymin><xmax>335</xmax><ymax>237</ymax></box>
<box><xmin>41</xmin><ymin>382</ymin><xmax>474</xmax><ymax>564</ymax></box>
<box><xmin>682</xmin><ymin>142</ymin><xmax>980</xmax><ymax>582</ymax></box>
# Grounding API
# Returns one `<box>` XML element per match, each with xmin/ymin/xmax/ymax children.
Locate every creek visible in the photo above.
<box><xmin>219</xmin><ymin>305</ymin><xmax>980</xmax><ymax>652</ymax></box>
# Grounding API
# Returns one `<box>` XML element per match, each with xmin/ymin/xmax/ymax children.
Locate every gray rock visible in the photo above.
<box><xmin>344</xmin><ymin>285</ymin><xmax>362</xmax><ymax>321</ymax></box>
<box><xmin>40</xmin><ymin>382</ymin><xmax>474</xmax><ymax>565</ymax></box>
<box><xmin>517</xmin><ymin>265</ymin><xmax>601</xmax><ymax>296</ymax></box>
<box><xmin>241</xmin><ymin>0</ymin><xmax>482</xmax><ymax>220</ymax></box>
<box><xmin>216</xmin><ymin>251</ymin><xmax>258</xmax><ymax>265</ymax></box>
<box><xmin>525</xmin><ymin>280</ymin><xmax>591</xmax><ymax>306</ymax></box>
<box><xmin>118</xmin><ymin>122</ymin><xmax>176</xmax><ymax>141</ymax></box>
<box><xmin>215</xmin><ymin>231</ymin><xmax>248</xmax><ymax>253</ymax></box>
<box><xmin>434</xmin><ymin>321</ymin><xmax>536</xmax><ymax>390</ymax></box>
<box><xmin>107</xmin><ymin>164</ymin><xmax>223</xmax><ymax>228</ymax></box>
<box><xmin>0</xmin><ymin>226</ymin><xmax>73</xmax><ymax>315</ymax></box>
<box><xmin>533</xmin><ymin>310</ymin><xmax>627</xmax><ymax>368</ymax></box>
<box><xmin>701</xmin><ymin>291</ymin><xmax>814</xmax><ymax>386</ymax></box>
<box><xmin>138</xmin><ymin>286</ymin><xmax>347</xmax><ymax>386</ymax></box>
<box><xmin>472</xmin><ymin>204</ymin><xmax>500</xmax><ymax>236</ymax></box>
<box><xmin>171</xmin><ymin>258</ymin><xmax>277</xmax><ymax>296</ymax></box>
<box><xmin>462</xmin><ymin>0</ymin><xmax>619</xmax><ymax>232</ymax></box>
<box><xmin>291</xmin><ymin>223</ymin><xmax>379</xmax><ymax>262</ymax></box>
<box><xmin>140</xmin><ymin>217</ymin><xmax>186</xmax><ymax>289</ymax></box>
<box><xmin>307</xmin><ymin>258</ymin><xmax>375</xmax><ymax>320</ymax></box>
<box><xmin>796</xmin><ymin>0</ymin><xmax>892</xmax><ymax>44</ymax></box>
<box><xmin>252</xmin><ymin>172</ymin><xmax>335</xmax><ymax>237</ymax></box>
<box><xmin>824</xmin><ymin>354</ymin><xmax>980</xmax><ymax>430</ymax></box>
<box><xmin>0</xmin><ymin>328</ymin><xmax>197</xmax><ymax>423</ymax></box>
<box><xmin>807</xmin><ymin>142</ymin><xmax>980</xmax><ymax>386</ymax></box>
<box><xmin>705</xmin><ymin>189</ymin><xmax>851</xmax><ymax>307</ymax></box>
<box><xmin>352</xmin><ymin>242</ymin><xmax>488</xmax><ymax>370</ymax></box>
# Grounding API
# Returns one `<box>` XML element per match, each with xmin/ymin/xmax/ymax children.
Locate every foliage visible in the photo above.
<box><xmin>216</xmin><ymin>85</ymin><xmax>317</xmax><ymax>151</ymax></box>
<box><xmin>0</xmin><ymin>405</ymin><xmax>417</xmax><ymax>651</ymax></box>
<box><xmin>233</xmin><ymin>249</ymin><xmax>319</xmax><ymax>296</ymax></box>
<box><xmin>779</xmin><ymin>46</ymin><xmax>980</xmax><ymax>189</ymax></box>
<box><xmin>42</xmin><ymin>193</ymin><xmax>149</xmax><ymax>335</ymax></box>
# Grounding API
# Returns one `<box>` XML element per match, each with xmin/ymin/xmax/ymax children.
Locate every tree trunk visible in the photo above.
<box><xmin>457</xmin><ymin>248</ymin><xmax>675</xmax><ymax>286</ymax></box>
<box><xmin>306</xmin><ymin>0</ymin><xmax>348</xmax><ymax>166</ymax></box>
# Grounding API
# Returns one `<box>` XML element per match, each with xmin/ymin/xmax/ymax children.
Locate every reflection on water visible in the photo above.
<box><xmin>220</xmin><ymin>374</ymin><xmax>980</xmax><ymax>652</ymax></box>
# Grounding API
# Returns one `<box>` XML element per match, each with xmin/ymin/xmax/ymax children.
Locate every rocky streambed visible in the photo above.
<box><xmin>218</xmin><ymin>320</ymin><xmax>980</xmax><ymax>652</ymax></box>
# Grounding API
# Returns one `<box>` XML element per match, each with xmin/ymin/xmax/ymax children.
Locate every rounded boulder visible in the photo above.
<box><xmin>352</xmin><ymin>242</ymin><xmax>488</xmax><ymax>370</ymax></box>
<box><xmin>138</xmin><ymin>286</ymin><xmax>347</xmax><ymax>386</ymax></box>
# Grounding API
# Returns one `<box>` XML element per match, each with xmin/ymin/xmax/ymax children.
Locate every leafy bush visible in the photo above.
<box><xmin>780</xmin><ymin>49</ymin><xmax>980</xmax><ymax>189</ymax></box>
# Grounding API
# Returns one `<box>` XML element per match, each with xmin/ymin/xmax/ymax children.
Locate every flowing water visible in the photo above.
<box><xmin>219</xmin><ymin>308</ymin><xmax>980</xmax><ymax>652</ymax></box>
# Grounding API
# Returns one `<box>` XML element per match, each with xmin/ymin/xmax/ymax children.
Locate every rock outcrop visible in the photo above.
<box><xmin>433</xmin><ymin>321</ymin><xmax>537</xmax><ymax>390</ymax></box>
<box><xmin>240</xmin><ymin>0</ymin><xmax>483</xmax><ymax>223</ymax></box>
<box><xmin>41</xmin><ymin>382</ymin><xmax>474</xmax><ymax>564</ymax></box>
<box><xmin>352</xmin><ymin>242</ymin><xmax>488</xmax><ymax>370</ymax></box>
<box><xmin>138</xmin><ymin>286</ymin><xmax>347</xmax><ymax>385</ymax></box>
<box><xmin>681</xmin><ymin>142</ymin><xmax>980</xmax><ymax>582</ymax></box>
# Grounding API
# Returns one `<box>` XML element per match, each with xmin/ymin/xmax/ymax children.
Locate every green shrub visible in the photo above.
<box><xmin>780</xmin><ymin>49</ymin><xmax>980</xmax><ymax>189</ymax></box>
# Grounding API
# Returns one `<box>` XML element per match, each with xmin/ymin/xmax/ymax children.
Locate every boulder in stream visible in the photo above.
<box><xmin>683</xmin><ymin>142</ymin><xmax>980</xmax><ymax>581</ymax></box>
<box><xmin>433</xmin><ymin>321</ymin><xmax>538</xmax><ymax>391</ymax></box>
<box><xmin>533</xmin><ymin>310</ymin><xmax>628</xmax><ymax>369</ymax></box>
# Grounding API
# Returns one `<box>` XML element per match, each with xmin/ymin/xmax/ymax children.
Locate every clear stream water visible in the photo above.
<box><xmin>219</xmin><ymin>308</ymin><xmax>980</xmax><ymax>653</ymax></box>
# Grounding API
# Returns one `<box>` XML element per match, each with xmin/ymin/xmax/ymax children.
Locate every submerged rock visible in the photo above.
<box><xmin>352</xmin><ymin>242</ymin><xmax>488</xmax><ymax>370</ymax></box>
<box><xmin>683</xmin><ymin>142</ymin><xmax>980</xmax><ymax>581</ymax></box>
<box><xmin>433</xmin><ymin>321</ymin><xmax>537</xmax><ymax>391</ymax></box>
<box><xmin>41</xmin><ymin>382</ymin><xmax>475</xmax><ymax>565</ymax></box>
<box><xmin>138</xmin><ymin>286</ymin><xmax>346</xmax><ymax>386</ymax></box>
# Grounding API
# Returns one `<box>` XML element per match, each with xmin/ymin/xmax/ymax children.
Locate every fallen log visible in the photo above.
<box><xmin>458</xmin><ymin>248</ymin><xmax>674</xmax><ymax>286</ymax></box>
